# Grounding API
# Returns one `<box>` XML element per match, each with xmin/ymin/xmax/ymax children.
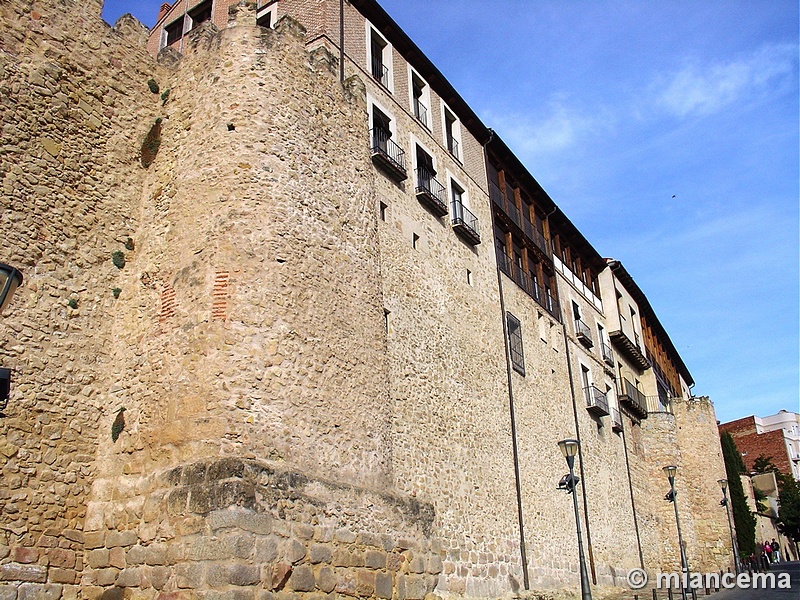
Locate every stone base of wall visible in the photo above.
<box><xmin>3</xmin><ymin>458</ymin><xmax>445</xmax><ymax>600</ymax></box>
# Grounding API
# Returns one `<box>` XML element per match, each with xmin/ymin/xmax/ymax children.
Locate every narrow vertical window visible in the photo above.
<box><xmin>412</xmin><ymin>233</ymin><xmax>419</xmax><ymax>249</ymax></box>
<box><xmin>379</xmin><ymin>201</ymin><xmax>387</xmax><ymax>222</ymax></box>
<box><xmin>507</xmin><ymin>312</ymin><xmax>525</xmax><ymax>376</ymax></box>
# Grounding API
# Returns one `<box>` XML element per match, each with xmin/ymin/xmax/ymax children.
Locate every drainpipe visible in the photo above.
<box><xmin>339</xmin><ymin>0</ymin><xmax>345</xmax><ymax>82</ymax></box>
<box><xmin>484</xmin><ymin>129</ymin><xmax>530</xmax><ymax>590</ymax></box>
<box><xmin>621</xmin><ymin>423</ymin><xmax>645</xmax><ymax>569</ymax></box>
<box><xmin>562</xmin><ymin>326</ymin><xmax>597</xmax><ymax>584</ymax></box>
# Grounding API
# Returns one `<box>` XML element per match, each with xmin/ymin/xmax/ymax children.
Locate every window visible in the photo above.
<box><xmin>164</xmin><ymin>17</ymin><xmax>184</xmax><ymax>46</ymax></box>
<box><xmin>256</xmin><ymin>2</ymin><xmax>278</xmax><ymax>28</ymax></box>
<box><xmin>379</xmin><ymin>202</ymin><xmax>387</xmax><ymax>221</ymax></box>
<box><xmin>451</xmin><ymin>179</ymin><xmax>465</xmax><ymax>208</ymax></box>
<box><xmin>188</xmin><ymin>0</ymin><xmax>212</xmax><ymax>30</ymax></box>
<box><xmin>410</xmin><ymin>71</ymin><xmax>429</xmax><ymax>128</ymax></box>
<box><xmin>507</xmin><ymin>313</ymin><xmax>525</xmax><ymax>375</ymax></box>
<box><xmin>443</xmin><ymin>105</ymin><xmax>461</xmax><ymax>161</ymax></box>
<box><xmin>369</xmin><ymin>28</ymin><xmax>391</xmax><ymax>89</ymax></box>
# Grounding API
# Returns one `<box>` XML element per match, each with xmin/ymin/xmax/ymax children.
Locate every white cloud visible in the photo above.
<box><xmin>481</xmin><ymin>99</ymin><xmax>612</xmax><ymax>157</ymax></box>
<box><xmin>655</xmin><ymin>43</ymin><xmax>797</xmax><ymax>118</ymax></box>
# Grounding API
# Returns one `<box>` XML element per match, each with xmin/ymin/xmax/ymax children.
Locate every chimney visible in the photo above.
<box><xmin>157</xmin><ymin>2</ymin><xmax>173</xmax><ymax>23</ymax></box>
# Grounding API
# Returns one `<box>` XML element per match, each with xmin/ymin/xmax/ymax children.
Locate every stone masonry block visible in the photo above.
<box><xmin>254</xmin><ymin>536</ymin><xmax>279</xmax><ymax>563</ymax></box>
<box><xmin>308</xmin><ymin>544</ymin><xmax>331</xmax><ymax>564</ymax></box>
<box><xmin>145</xmin><ymin>543</ymin><xmax>167</xmax><ymax>566</ymax></box>
<box><xmin>426</xmin><ymin>555</ymin><xmax>442</xmax><ymax>575</ymax></box>
<box><xmin>335</xmin><ymin>571</ymin><xmax>357</xmax><ymax>597</ymax></box>
<box><xmin>0</xmin><ymin>585</ymin><xmax>17</xmax><ymax>600</ymax></box>
<box><xmin>356</xmin><ymin>570</ymin><xmax>375</xmax><ymax>597</ymax></box>
<box><xmin>150</xmin><ymin>566</ymin><xmax>170</xmax><ymax>590</ymax></box>
<box><xmin>375</xmin><ymin>572</ymin><xmax>393</xmax><ymax>600</ymax></box>
<box><xmin>397</xmin><ymin>575</ymin><xmax>428</xmax><ymax>600</ymax></box>
<box><xmin>365</xmin><ymin>550</ymin><xmax>386</xmax><ymax>569</ymax></box>
<box><xmin>87</xmin><ymin>549</ymin><xmax>110</xmax><ymax>569</ymax></box>
<box><xmin>0</xmin><ymin>564</ymin><xmax>47</xmax><ymax>583</ymax></box>
<box><xmin>109</xmin><ymin>546</ymin><xmax>126</xmax><ymax>569</ymax></box>
<box><xmin>175</xmin><ymin>562</ymin><xmax>204</xmax><ymax>588</ymax></box>
<box><xmin>315</xmin><ymin>566</ymin><xmax>335</xmax><ymax>593</ymax></box>
<box><xmin>334</xmin><ymin>529</ymin><xmax>356</xmax><ymax>544</ymax></box>
<box><xmin>126</xmin><ymin>545</ymin><xmax>146</xmax><ymax>565</ymax></box>
<box><xmin>386</xmin><ymin>552</ymin><xmax>405</xmax><ymax>571</ymax></box>
<box><xmin>270</xmin><ymin>563</ymin><xmax>292</xmax><ymax>591</ymax></box>
<box><xmin>283</xmin><ymin>539</ymin><xmax>305</xmax><ymax>564</ymax></box>
<box><xmin>12</xmin><ymin>548</ymin><xmax>38</xmax><ymax>564</ymax></box>
<box><xmin>106</xmin><ymin>531</ymin><xmax>138</xmax><ymax>548</ymax></box>
<box><xmin>287</xmin><ymin>565</ymin><xmax>315</xmax><ymax>592</ymax></box>
<box><xmin>84</xmin><ymin>532</ymin><xmax>105</xmax><ymax>550</ymax></box>
<box><xmin>230</xmin><ymin>564</ymin><xmax>260</xmax><ymax>586</ymax></box>
<box><xmin>46</xmin><ymin>549</ymin><xmax>76</xmax><ymax>569</ymax></box>
<box><xmin>94</xmin><ymin>568</ymin><xmax>119</xmax><ymax>587</ymax></box>
<box><xmin>48</xmin><ymin>568</ymin><xmax>78</xmax><ymax>584</ymax></box>
<box><xmin>408</xmin><ymin>554</ymin><xmax>425</xmax><ymax>574</ymax></box>
<box><xmin>116</xmin><ymin>567</ymin><xmax>142</xmax><ymax>588</ymax></box>
<box><xmin>17</xmin><ymin>584</ymin><xmax>62</xmax><ymax>600</ymax></box>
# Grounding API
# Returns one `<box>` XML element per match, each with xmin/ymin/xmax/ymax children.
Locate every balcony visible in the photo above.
<box><xmin>618</xmin><ymin>378</ymin><xmax>648</xmax><ymax>421</ymax></box>
<box><xmin>415</xmin><ymin>168</ymin><xmax>448</xmax><ymax>217</ymax></box>
<box><xmin>370</xmin><ymin>128</ymin><xmax>407</xmax><ymax>182</ymax></box>
<box><xmin>601</xmin><ymin>342</ymin><xmax>614</xmax><ymax>366</ymax></box>
<box><xmin>575</xmin><ymin>319</ymin><xmax>593</xmax><ymax>348</ymax></box>
<box><xmin>645</xmin><ymin>395</ymin><xmax>675</xmax><ymax>415</ymax></box>
<box><xmin>497</xmin><ymin>253</ymin><xmax>561</xmax><ymax>321</ymax></box>
<box><xmin>413</xmin><ymin>98</ymin><xmax>428</xmax><ymax>128</ymax></box>
<box><xmin>490</xmin><ymin>183</ymin><xmax>521</xmax><ymax>228</ymax></box>
<box><xmin>611</xmin><ymin>407</ymin><xmax>624</xmax><ymax>432</ymax></box>
<box><xmin>447</xmin><ymin>136</ymin><xmax>460</xmax><ymax>161</ymax></box>
<box><xmin>371</xmin><ymin>56</ymin><xmax>389</xmax><ymax>88</ymax></box>
<box><xmin>609</xmin><ymin>329</ymin><xmax>650</xmax><ymax>371</ymax></box>
<box><xmin>584</xmin><ymin>385</ymin><xmax>609</xmax><ymax>417</ymax></box>
<box><xmin>522</xmin><ymin>219</ymin><xmax>550</xmax><ymax>256</ymax></box>
<box><xmin>451</xmin><ymin>200</ymin><xmax>481</xmax><ymax>245</ymax></box>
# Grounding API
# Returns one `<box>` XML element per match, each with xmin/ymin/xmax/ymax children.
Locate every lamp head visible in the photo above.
<box><xmin>558</xmin><ymin>438</ymin><xmax>579</xmax><ymax>459</ymax></box>
<box><xmin>663</xmin><ymin>465</ymin><xmax>677</xmax><ymax>481</ymax></box>
<box><xmin>718</xmin><ymin>478</ymin><xmax>728</xmax><ymax>492</ymax></box>
<box><xmin>0</xmin><ymin>263</ymin><xmax>23</xmax><ymax>314</ymax></box>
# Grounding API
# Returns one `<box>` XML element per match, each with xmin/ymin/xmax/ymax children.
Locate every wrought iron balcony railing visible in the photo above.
<box><xmin>413</xmin><ymin>98</ymin><xmax>428</xmax><ymax>128</ymax></box>
<box><xmin>451</xmin><ymin>200</ymin><xmax>480</xmax><ymax>245</ymax></box>
<box><xmin>497</xmin><ymin>252</ymin><xmax>561</xmax><ymax>321</ymax></box>
<box><xmin>371</xmin><ymin>56</ymin><xmax>389</xmax><ymax>87</ymax></box>
<box><xmin>619</xmin><ymin>378</ymin><xmax>648</xmax><ymax>420</ymax></box>
<box><xmin>611</xmin><ymin>407</ymin><xmax>624</xmax><ymax>432</ymax></box>
<box><xmin>447</xmin><ymin>136</ymin><xmax>459</xmax><ymax>160</ymax></box>
<box><xmin>601</xmin><ymin>341</ymin><xmax>614</xmax><ymax>366</ymax></box>
<box><xmin>370</xmin><ymin>128</ymin><xmax>407</xmax><ymax>181</ymax></box>
<box><xmin>575</xmin><ymin>318</ymin><xmax>593</xmax><ymax>347</ymax></box>
<box><xmin>414</xmin><ymin>168</ymin><xmax>448</xmax><ymax>217</ymax></box>
<box><xmin>584</xmin><ymin>385</ymin><xmax>610</xmax><ymax>417</ymax></box>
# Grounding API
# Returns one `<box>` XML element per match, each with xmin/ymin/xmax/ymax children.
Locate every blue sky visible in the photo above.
<box><xmin>102</xmin><ymin>1</ymin><xmax>799</xmax><ymax>423</ymax></box>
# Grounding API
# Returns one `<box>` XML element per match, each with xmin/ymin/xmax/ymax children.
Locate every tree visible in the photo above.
<box><xmin>720</xmin><ymin>432</ymin><xmax>756</xmax><ymax>557</ymax></box>
<box><xmin>752</xmin><ymin>454</ymin><xmax>779</xmax><ymax>475</ymax></box>
<box><xmin>775</xmin><ymin>472</ymin><xmax>800</xmax><ymax>544</ymax></box>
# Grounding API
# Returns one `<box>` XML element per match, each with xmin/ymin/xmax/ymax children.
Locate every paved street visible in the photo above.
<box><xmin>697</xmin><ymin>561</ymin><xmax>799</xmax><ymax>600</ymax></box>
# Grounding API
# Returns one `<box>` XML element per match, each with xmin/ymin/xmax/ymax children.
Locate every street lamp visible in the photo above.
<box><xmin>0</xmin><ymin>263</ymin><xmax>22</xmax><ymax>412</ymax></box>
<box><xmin>558</xmin><ymin>438</ymin><xmax>592</xmax><ymax>600</ymax></box>
<box><xmin>664</xmin><ymin>465</ymin><xmax>690</xmax><ymax>600</ymax></box>
<box><xmin>718</xmin><ymin>479</ymin><xmax>740</xmax><ymax>575</ymax></box>
<box><xmin>0</xmin><ymin>263</ymin><xmax>23</xmax><ymax>314</ymax></box>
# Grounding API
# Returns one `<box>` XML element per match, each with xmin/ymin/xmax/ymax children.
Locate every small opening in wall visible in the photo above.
<box><xmin>384</xmin><ymin>309</ymin><xmax>391</xmax><ymax>334</ymax></box>
<box><xmin>227</xmin><ymin>123</ymin><xmax>235</xmax><ymax>131</ymax></box>
<box><xmin>412</xmin><ymin>233</ymin><xmax>419</xmax><ymax>250</ymax></box>
<box><xmin>466</xmin><ymin>269</ymin><xmax>473</xmax><ymax>285</ymax></box>
<box><xmin>379</xmin><ymin>202</ymin><xmax>387</xmax><ymax>222</ymax></box>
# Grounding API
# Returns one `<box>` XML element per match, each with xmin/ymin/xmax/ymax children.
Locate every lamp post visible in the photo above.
<box><xmin>718</xmin><ymin>479</ymin><xmax>740</xmax><ymax>575</ymax></box>
<box><xmin>0</xmin><ymin>263</ymin><xmax>22</xmax><ymax>412</ymax></box>
<box><xmin>0</xmin><ymin>263</ymin><xmax>23</xmax><ymax>315</ymax></box>
<box><xmin>558</xmin><ymin>438</ymin><xmax>592</xmax><ymax>600</ymax></box>
<box><xmin>664</xmin><ymin>465</ymin><xmax>689</xmax><ymax>600</ymax></box>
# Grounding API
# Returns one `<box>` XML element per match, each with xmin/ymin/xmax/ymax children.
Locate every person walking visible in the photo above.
<box><xmin>770</xmin><ymin>539</ymin><xmax>780</xmax><ymax>563</ymax></box>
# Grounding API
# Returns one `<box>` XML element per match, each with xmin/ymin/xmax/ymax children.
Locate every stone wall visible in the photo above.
<box><xmin>0</xmin><ymin>0</ymin><xmax>160</xmax><ymax>595</ymax></box>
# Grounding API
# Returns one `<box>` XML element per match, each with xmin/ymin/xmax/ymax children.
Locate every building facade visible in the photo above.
<box><xmin>719</xmin><ymin>411</ymin><xmax>800</xmax><ymax>482</ymax></box>
<box><xmin>0</xmin><ymin>0</ymin><xmax>734</xmax><ymax>598</ymax></box>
